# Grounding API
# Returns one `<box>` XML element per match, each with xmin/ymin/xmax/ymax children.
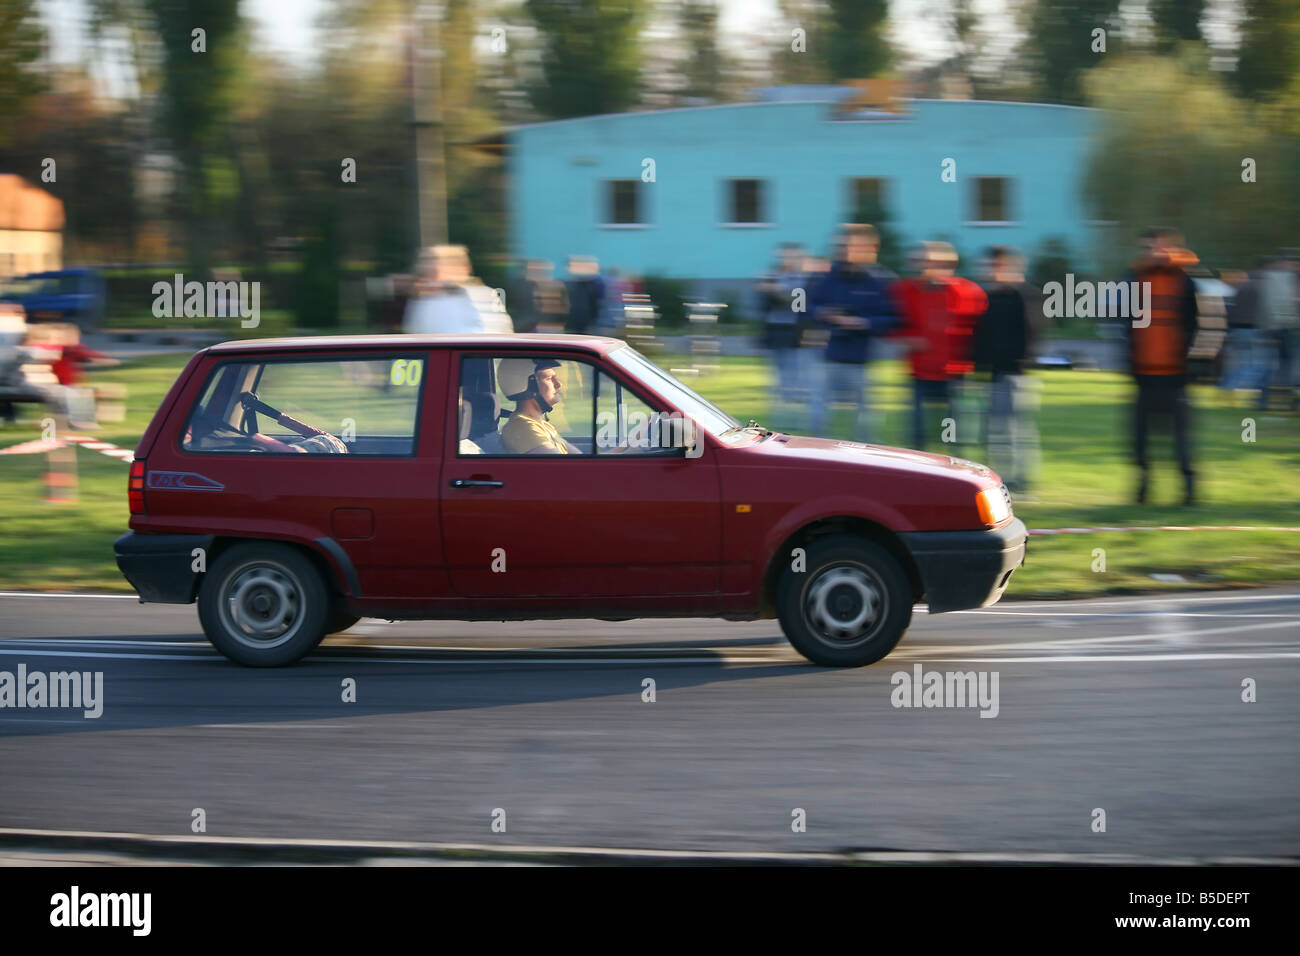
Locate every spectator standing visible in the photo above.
<box><xmin>758</xmin><ymin>243</ymin><xmax>810</xmax><ymax>431</ymax></box>
<box><xmin>564</xmin><ymin>255</ymin><xmax>605</xmax><ymax>335</ymax></box>
<box><xmin>972</xmin><ymin>246</ymin><xmax>1040</xmax><ymax>493</ymax></box>
<box><xmin>892</xmin><ymin>242</ymin><xmax>988</xmax><ymax>451</ymax></box>
<box><xmin>1126</xmin><ymin>227</ymin><xmax>1200</xmax><ymax>506</ymax></box>
<box><xmin>1257</xmin><ymin>250</ymin><xmax>1299</xmax><ymax>410</ymax></box>
<box><xmin>403</xmin><ymin>245</ymin><xmax>513</xmax><ymax>334</ymax></box>
<box><xmin>513</xmin><ymin>259</ymin><xmax>567</xmax><ymax>333</ymax></box>
<box><xmin>1219</xmin><ymin>264</ymin><xmax>1262</xmax><ymax>393</ymax></box>
<box><xmin>806</xmin><ymin>224</ymin><xmax>900</xmax><ymax>442</ymax></box>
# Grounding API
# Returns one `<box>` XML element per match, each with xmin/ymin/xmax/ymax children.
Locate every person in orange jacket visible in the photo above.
<box><xmin>1124</xmin><ymin>227</ymin><xmax>1200</xmax><ymax>506</ymax></box>
<box><xmin>891</xmin><ymin>242</ymin><xmax>988</xmax><ymax>450</ymax></box>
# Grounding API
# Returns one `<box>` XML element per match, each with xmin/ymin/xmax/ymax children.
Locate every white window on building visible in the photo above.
<box><xmin>723</xmin><ymin>178</ymin><xmax>768</xmax><ymax>226</ymax></box>
<box><xmin>604</xmin><ymin>180</ymin><xmax>642</xmax><ymax>225</ymax></box>
<box><xmin>971</xmin><ymin>177</ymin><xmax>1014</xmax><ymax>224</ymax></box>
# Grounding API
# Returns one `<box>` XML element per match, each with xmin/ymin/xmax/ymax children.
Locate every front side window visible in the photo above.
<box><xmin>183</xmin><ymin>355</ymin><xmax>425</xmax><ymax>456</ymax></box>
<box><xmin>456</xmin><ymin>354</ymin><xmax>692</xmax><ymax>457</ymax></box>
<box><xmin>458</xmin><ymin>355</ymin><xmax>593</xmax><ymax>456</ymax></box>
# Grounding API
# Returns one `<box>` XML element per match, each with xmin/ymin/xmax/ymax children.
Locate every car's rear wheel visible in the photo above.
<box><xmin>776</xmin><ymin>535</ymin><xmax>912</xmax><ymax>667</ymax></box>
<box><xmin>198</xmin><ymin>543</ymin><xmax>329</xmax><ymax>666</ymax></box>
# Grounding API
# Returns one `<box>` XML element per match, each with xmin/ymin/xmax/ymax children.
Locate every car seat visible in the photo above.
<box><xmin>466</xmin><ymin>390</ymin><xmax>505</xmax><ymax>454</ymax></box>
<box><xmin>458</xmin><ymin>394</ymin><xmax>482</xmax><ymax>455</ymax></box>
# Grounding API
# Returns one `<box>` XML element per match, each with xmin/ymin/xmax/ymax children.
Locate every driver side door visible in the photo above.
<box><xmin>439</xmin><ymin>351</ymin><xmax>721</xmax><ymax>599</ymax></box>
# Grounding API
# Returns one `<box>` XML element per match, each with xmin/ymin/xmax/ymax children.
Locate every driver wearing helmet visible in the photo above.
<box><xmin>497</xmin><ymin>357</ymin><xmax>581</xmax><ymax>455</ymax></box>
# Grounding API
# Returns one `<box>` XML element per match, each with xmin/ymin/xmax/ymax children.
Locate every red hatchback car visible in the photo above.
<box><xmin>115</xmin><ymin>334</ymin><xmax>1026</xmax><ymax>667</ymax></box>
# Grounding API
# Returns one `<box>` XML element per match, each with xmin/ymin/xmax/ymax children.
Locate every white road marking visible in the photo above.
<box><xmin>0</xmin><ymin>639</ymin><xmax>206</xmax><ymax>648</ymax></box>
<box><xmin>951</xmin><ymin>610</ymin><xmax>1300</xmax><ymax>619</ymax></box>
<box><xmin>901</xmin><ymin>619</ymin><xmax>1299</xmax><ymax>656</ymax></box>
<box><xmin>956</xmin><ymin>592</ymin><xmax>1300</xmax><ymax>610</ymax></box>
<box><xmin>0</xmin><ymin>826</ymin><xmax>1292</xmax><ymax>867</ymax></box>
<box><xmin>0</xmin><ymin>649</ymin><xmax>222</xmax><ymax>662</ymax></box>
<box><xmin>913</xmin><ymin>652</ymin><xmax>1300</xmax><ymax>663</ymax></box>
<box><xmin>1</xmin><ymin>640</ymin><xmax>1297</xmax><ymax>668</ymax></box>
<box><xmin>0</xmin><ymin>592</ymin><xmax>139</xmax><ymax>599</ymax></box>
<box><xmin>0</xmin><ymin>646</ymin><xmax>778</xmax><ymax>665</ymax></box>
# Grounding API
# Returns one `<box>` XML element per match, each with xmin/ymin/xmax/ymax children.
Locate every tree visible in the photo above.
<box><xmin>825</xmin><ymin>0</ymin><xmax>891</xmax><ymax>80</ymax></box>
<box><xmin>0</xmin><ymin>0</ymin><xmax>46</xmax><ymax>148</ymax></box>
<box><xmin>771</xmin><ymin>0</ymin><xmax>833</xmax><ymax>85</ymax></box>
<box><xmin>1023</xmin><ymin>0</ymin><xmax>1123</xmax><ymax>105</ymax></box>
<box><xmin>1148</xmin><ymin>0</ymin><xmax>1204</xmax><ymax>52</ymax></box>
<box><xmin>677</xmin><ymin>0</ymin><xmax>723</xmax><ymax>103</ymax></box>
<box><xmin>526</xmin><ymin>0</ymin><xmax>645</xmax><ymax>118</ymax></box>
<box><xmin>1082</xmin><ymin>54</ymin><xmax>1293</xmax><ymax>273</ymax></box>
<box><xmin>142</xmin><ymin>0</ymin><xmax>246</xmax><ymax>278</ymax></box>
<box><xmin>1235</xmin><ymin>0</ymin><xmax>1300</xmax><ymax>100</ymax></box>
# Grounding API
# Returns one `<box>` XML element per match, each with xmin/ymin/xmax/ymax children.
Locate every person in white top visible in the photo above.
<box><xmin>402</xmin><ymin>245</ymin><xmax>513</xmax><ymax>335</ymax></box>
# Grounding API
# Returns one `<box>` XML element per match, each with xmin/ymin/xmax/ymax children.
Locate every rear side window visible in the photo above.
<box><xmin>182</xmin><ymin>355</ymin><xmax>425</xmax><ymax>457</ymax></box>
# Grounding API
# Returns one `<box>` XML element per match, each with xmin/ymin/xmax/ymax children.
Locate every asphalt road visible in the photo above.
<box><xmin>0</xmin><ymin>589</ymin><xmax>1296</xmax><ymax>860</ymax></box>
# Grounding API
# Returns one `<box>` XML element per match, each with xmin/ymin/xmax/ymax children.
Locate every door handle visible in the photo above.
<box><xmin>450</xmin><ymin>478</ymin><xmax>505</xmax><ymax>488</ymax></box>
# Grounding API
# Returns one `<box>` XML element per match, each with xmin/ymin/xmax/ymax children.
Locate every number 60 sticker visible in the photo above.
<box><xmin>390</xmin><ymin>359</ymin><xmax>423</xmax><ymax>386</ymax></box>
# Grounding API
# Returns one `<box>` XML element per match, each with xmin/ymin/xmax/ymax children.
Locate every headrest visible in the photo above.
<box><xmin>465</xmin><ymin>390</ymin><xmax>501</xmax><ymax>438</ymax></box>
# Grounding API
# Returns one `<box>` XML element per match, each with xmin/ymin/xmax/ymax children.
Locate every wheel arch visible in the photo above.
<box><xmin>759</xmin><ymin>516</ymin><xmax>923</xmax><ymax>618</ymax></box>
<box><xmin>203</xmin><ymin>536</ymin><xmax>352</xmax><ymax>601</ymax></box>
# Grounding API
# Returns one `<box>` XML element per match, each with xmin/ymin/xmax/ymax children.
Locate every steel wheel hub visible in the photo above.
<box><xmin>805</xmin><ymin>565</ymin><xmax>884</xmax><ymax>644</ymax></box>
<box><xmin>224</xmin><ymin>564</ymin><xmax>303</xmax><ymax>648</ymax></box>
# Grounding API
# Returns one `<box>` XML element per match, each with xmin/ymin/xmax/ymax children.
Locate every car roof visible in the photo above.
<box><xmin>205</xmin><ymin>333</ymin><xmax>628</xmax><ymax>355</ymax></box>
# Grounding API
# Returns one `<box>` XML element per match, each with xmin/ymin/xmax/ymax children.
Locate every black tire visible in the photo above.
<box><xmin>197</xmin><ymin>542</ymin><xmax>330</xmax><ymax>666</ymax></box>
<box><xmin>776</xmin><ymin>535</ymin><xmax>913</xmax><ymax>667</ymax></box>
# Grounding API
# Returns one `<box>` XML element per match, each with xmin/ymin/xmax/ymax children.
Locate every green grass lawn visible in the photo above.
<box><xmin>1</xmin><ymin>350</ymin><xmax>1297</xmax><ymax>598</ymax></box>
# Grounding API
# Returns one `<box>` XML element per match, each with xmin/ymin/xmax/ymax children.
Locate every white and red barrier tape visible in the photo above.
<box><xmin>63</xmin><ymin>434</ymin><xmax>134</xmax><ymax>462</ymax></box>
<box><xmin>1028</xmin><ymin>525</ymin><xmax>1300</xmax><ymax>535</ymax></box>
<box><xmin>0</xmin><ymin>434</ymin><xmax>134</xmax><ymax>462</ymax></box>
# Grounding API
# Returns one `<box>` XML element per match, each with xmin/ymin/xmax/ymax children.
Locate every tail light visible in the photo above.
<box><xmin>128</xmin><ymin>459</ymin><xmax>146</xmax><ymax>515</ymax></box>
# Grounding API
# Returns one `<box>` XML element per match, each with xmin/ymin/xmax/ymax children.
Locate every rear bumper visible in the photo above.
<box><xmin>114</xmin><ymin>531</ymin><xmax>213</xmax><ymax>604</ymax></box>
<box><xmin>900</xmin><ymin>518</ymin><xmax>1027</xmax><ymax>613</ymax></box>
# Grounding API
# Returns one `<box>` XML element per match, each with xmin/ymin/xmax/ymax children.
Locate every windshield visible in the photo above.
<box><xmin>609</xmin><ymin>345</ymin><xmax>741</xmax><ymax>438</ymax></box>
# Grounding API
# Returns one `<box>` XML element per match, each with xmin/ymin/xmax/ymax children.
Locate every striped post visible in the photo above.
<box><xmin>43</xmin><ymin>417</ymin><xmax>77</xmax><ymax>504</ymax></box>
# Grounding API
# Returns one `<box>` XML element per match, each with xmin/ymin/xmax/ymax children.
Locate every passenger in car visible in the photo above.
<box><xmin>497</xmin><ymin>358</ymin><xmax>580</xmax><ymax>455</ymax></box>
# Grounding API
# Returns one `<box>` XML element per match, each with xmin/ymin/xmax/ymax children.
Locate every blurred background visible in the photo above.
<box><xmin>0</xmin><ymin>0</ymin><xmax>1296</xmax><ymax>329</ymax></box>
<box><xmin>0</xmin><ymin>0</ymin><xmax>1297</xmax><ymax>596</ymax></box>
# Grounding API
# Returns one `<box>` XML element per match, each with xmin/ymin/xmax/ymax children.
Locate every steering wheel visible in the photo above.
<box><xmin>237</xmin><ymin>391</ymin><xmax>348</xmax><ymax>454</ymax></box>
<box><xmin>191</xmin><ymin>408</ymin><xmax>304</xmax><ymax>455</ymax></box>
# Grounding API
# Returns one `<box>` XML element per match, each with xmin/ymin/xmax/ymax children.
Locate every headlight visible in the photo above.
<box><xmin>976</xmin><ymin>485</ymin><xmax>1012</xmax><ymax>526</ymax></box>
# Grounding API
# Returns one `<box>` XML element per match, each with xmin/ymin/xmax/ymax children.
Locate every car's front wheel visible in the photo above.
<box><xmin>198</xmin><ymin>543</ymin><xmax>330</xmax><ymax>666</ymax></box>
<box><xmin>776</xmin><ymin>535</ymin><xmax>913</xmax><ymax>667</ymax></box>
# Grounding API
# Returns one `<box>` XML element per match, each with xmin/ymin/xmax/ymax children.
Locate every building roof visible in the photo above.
<box><xmin>465</xmin><ymin>93</ymin><xmax>1097</xmax><ymax>151</ymax></box>
<box><xmin>0</xmin><ymin>175</ymin><xmax>65</xmax><ymax>232</ymax></box>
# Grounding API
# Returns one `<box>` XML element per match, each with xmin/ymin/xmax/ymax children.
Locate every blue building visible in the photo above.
<box><xmin>503</xmin><ymin>88</ymin><xmax>1103</xmax><ymax>300</ymax></box>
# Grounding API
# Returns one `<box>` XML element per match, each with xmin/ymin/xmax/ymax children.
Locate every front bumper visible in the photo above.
<box><xmin>900</xmin><ymin>518</ymin><xmax>1027</xmax><ymax>613</ymax></box>
<box><xmin>114</xmin><ymin>531</ymin><xmax>214</xmax><ymax>604</ymax></box>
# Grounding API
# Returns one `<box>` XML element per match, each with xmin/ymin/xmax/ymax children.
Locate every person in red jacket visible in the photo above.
<box><xmin>51</xmin><ymin>342</ymin><xmax>117</xmax><ymax>386</ymax></box>
<box><xmin>891</xmin><ymin>242</ymin><xmax>988</xmax><ymax>450</ymax></box>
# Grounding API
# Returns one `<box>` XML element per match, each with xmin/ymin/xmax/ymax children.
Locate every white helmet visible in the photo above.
<box><xmin>497</xmin><ymin>358</ymin><xmax>562</xmax><ymax>411</ymax></box>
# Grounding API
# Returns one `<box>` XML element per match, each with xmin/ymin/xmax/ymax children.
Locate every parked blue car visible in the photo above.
<box><xmin>0</xmin><ymin>268</ymin><xmax>106</xmax><ymax>331</ymax></box>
